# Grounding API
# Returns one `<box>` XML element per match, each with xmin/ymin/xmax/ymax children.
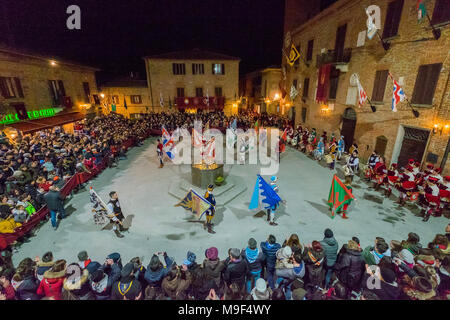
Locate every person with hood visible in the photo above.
<box><xmin>260</xmin><ymin>234</ymin><xmax>281</xmax><ymax>290</ymax></box>
<box><xmin>36</xmin><ymin>259</ymin><xmax>66</xmax><ymax>300</ymax></box>
<box><xmin>302</xmin><ymin>241</ymin><xmax>326</xmax><ymax>287</ymax></box>
<box><xmin>362</xmin><ymin>266</ymin><xmax>400</xmax><ymax>300</ymax></box>
<box><xmin>223</xmin><ymin>248</ymin><xmax>249</xmax><ymax>292</ymax></box>
<box><xmin>320</xmin><ymin>228</ymin><xmax>338</xmax><ymax>288</ymax></box>
<box><xmin>241</xmin><ymin>238</ymin><xmax>265</xmax><ymax>293</ymax></box>
<box><xmin>333</xmin><ymin>240</ymin><xmax>365</xmax><ymax>294</ymax></box>
<box><xmin>392</xmin><ymin>249</ymin><xmax>417</xmax><ymax>279</ymax></box>
<box><xmin>130</xmin><ymin>257</ymin><xmax>147</xmax><ymax>296</ymax></box>
<box><xmin>362</xmin><ymin>239</ymin><xmax>390</xmax><ymax>266</ymax></box>
<box><xmin>400</xmin><ymin>275</ymin><xmax>436</xmax><ymax>300</ymax></box>
<box><xmin>11</xmin><ymin>264</ymin><xmax>40</xmax><ymax>300</ymax></box>
<box><xmin>43</xmin><ymin>185</ymin><xmax>66</xmax><ymax>230</ymax></box>
<box><xmin>36</xmin><ymin>252</ymin><xmax>54</xmax><ymax>282</ymax></box>
<box><xmin>111</xmin><ymin>262</ymin><xmax>142</xmax><ymax>300</ymax></box>
<box><xmin>275</xmin><ymin>249</ymin><xmax>305</xmax><ymax>300</ymax></box>
<box><xmin>144</xmin><ymin>251</ymin><xmax>174</xmax><ymax>289</ymax></box>
<box><xmin>77</xmin><ymin>250</ymin><xmax>101</xmax><ymax>275</ymax></box>
<box><xmin>182</xmin><ymin>251</ymin><xmax>198</xmax><ymax>272</ymax></box>
<box><xmin>249</xmin><ymin>278</ymin><xmax>272</xmax><ymax>300</ymax></box>
<box><xmin>161</xmin><ymin>264</ymin><xmax>192</xmax><ymax>300</ymax></box>
<box><xmin>61</xmin><ymin>263</ymin><xmax>94</xmax><ymax>300</ymax></box>
<box><xmin>202</xmin><ymin>247</ymin><xmax>225</xmax><ymax>290</ymax></box>
<box><xmin>90</xmin><ymin>269</ymin><xmax>110</xmax><ymax>300</ymax></box>
<box><xmin>100</xmin><ymin>252</ymin><xmax>122</xmax><ymax>292</ymax></box>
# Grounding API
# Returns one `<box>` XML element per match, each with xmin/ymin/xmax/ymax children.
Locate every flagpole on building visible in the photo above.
<box><xmin>375</xmin><ymin>30</ymin><xmax>390</xmax><ymax>51</ymax></box>
<box><xmin>425</xmin><ymin>12</ymin><xmax>441</xmax><ymax>40</ymax></box>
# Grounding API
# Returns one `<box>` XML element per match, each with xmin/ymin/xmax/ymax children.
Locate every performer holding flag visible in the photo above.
<box><xmin>327</xmin><ymin>175</ymin><xmax>355</xmax><ymax>219</ymax></box>
<box><xmin>249</xmin><ymin>175</ymin><xmax>284</xmax><ymax>226</ymax></box>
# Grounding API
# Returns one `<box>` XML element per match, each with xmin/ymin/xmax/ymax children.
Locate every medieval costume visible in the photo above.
<box><xmin>203</xmin><ymin>184</ymin><xmax>216</xmax><ymax>234</ymax></box>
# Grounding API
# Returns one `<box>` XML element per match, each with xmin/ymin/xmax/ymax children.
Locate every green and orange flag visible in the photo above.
<box><xmin>327</xmin><ymin>174</ymin><xmax>355</xmax><ymax>219</ymax></box>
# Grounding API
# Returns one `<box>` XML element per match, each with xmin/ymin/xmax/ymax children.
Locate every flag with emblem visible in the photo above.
<box><xmin>417</xmin><ymin>0</ymin><xmax>426</xmax><ymax>23</ymax></box>
<box><xmin>175</xmin><ymin>189</ymin><xmax>212</xmax><ymax>219</ymax></box>
<box><xmin>388</xmin><ymin>73</ymin><xmax>406</xmax><ymax>112</ymax></box>
<box><xmin>287</xmin><ymin>44</ymin><xmax>300</xmax><ymax>66</ymax></box>
<box><xmin>162</xmin><ymin>125</ymin><xmax>177</xmax><ymax>160</ymax></box>
<box><xmin>355</xmin><ymin>76</ymin><xmax>367</xmax><ymax>108</ymax></box>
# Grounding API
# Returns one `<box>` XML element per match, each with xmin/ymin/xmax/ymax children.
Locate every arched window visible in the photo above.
<box><xmin>374</xmin><ymin>135</ymin><xmax>388</xmax><ymax>157</ymax></box>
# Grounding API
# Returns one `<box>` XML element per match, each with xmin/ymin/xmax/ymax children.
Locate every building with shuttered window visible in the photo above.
<box><xmin>283</xmin><ymin>0</ymin><xmax>450</xmax><ymax>172</ymax></box>
<box><xmin>0</xmin><ymin>45</ymin><xmax>100</xmax><ymax>134</ymax></box>
<box><xmin>143</xmin><ymin>49</ymin><xmax>240</xmax><ymax>115</ymax></box>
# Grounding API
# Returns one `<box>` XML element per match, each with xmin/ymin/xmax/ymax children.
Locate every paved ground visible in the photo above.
<box><xmin>12</xmin><ymin>138</ymin><xmax>447</xmax><ymax>266</ymax></box>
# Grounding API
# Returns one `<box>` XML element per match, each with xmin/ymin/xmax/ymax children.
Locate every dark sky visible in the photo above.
<box><xmin>2</xmin><ymin>0</ymin><xmax>286</xmax><ymax>82</ymax></box>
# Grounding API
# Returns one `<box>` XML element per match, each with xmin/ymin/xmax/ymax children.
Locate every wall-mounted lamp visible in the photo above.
<box><xmin>50</xmin><ymin>60</ymin><xmax>57</xmax><ymax>66</ymax></box>
<box><xmin>432</xmin><ymin>123</ymin><xmax>449</xmax><ymax>135</ymax></box>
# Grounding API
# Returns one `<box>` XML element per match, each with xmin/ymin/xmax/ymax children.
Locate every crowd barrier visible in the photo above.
<box><xmin>0</xmin><ymin>129</ymin><xmax>158</xmax><ymax>250</ymax></box>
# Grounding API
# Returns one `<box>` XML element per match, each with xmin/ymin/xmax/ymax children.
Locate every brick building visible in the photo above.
<box><xmin>240</xmin><ymin>66</ymin><xmax>288</xmax><ymax>115</ymax></box>
<box><xmin>143</xmin><ymin>49</ymin><xmax>240</xmax><ymax>115</ymax></box>
<box><xmin>283</xmin><ymin>0</ymin><xmax>450</xmax><ymax>172</ymax></box>
<box><xmin>0</xmin><ymin>45</ymin><xmax>99</xmax><ymax>134</ymax></box>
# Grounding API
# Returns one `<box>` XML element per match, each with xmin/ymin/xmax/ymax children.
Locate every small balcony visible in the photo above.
<box><xmin>316</xmin><ymin>48</ymin><xmax>352</xmax><ymax>70</ymax></box>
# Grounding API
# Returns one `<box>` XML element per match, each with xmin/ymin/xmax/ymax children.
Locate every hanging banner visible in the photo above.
<box><xmin>315</xmin><ymin>64</ymin><xmax>331</xmax><ymax>104</ymax></box>
<box><xmin>287</xmin><ymin>44</ymin><xmax>300</xmax><ymax>66</ymax></box>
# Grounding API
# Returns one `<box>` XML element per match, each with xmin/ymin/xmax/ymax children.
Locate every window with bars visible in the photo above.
<box><xmin>382</xmin><ymin>0</ymin><xmax>404</xmax><ymax>39</ymax></box>
<box><xmin>0</xmin><ymin>77</ymin><xmax>24</xmax><ymax>98</ymax></box>
<box><xmin>172</xmin><ymin>63</ymin><xmax>186</xmax><ymax>75</ymax></box>
<box><xmin>411</xmin><ymin>63</ymin><xmax>442</xmax><ymax>105</ymax></box>
<box><xmin>214</xmin><ymin>87</ymin><xmax>223</xmax><ymax>97</ymax></box>
<box><xmin>212</xmin><ymin>63</ymin><xmax>225</xmax><ymax>75</ymax></box>
<box><xmin>431</xmin><ymin>0</ymin><xmax>450</xmax><ymax>26</ymax></box>
<box><xmin>192</xmin><ymin>63</ymin><xmax>205</xmax><ymax>75</ymax></box>
<box><xmin>195</xmin><ymin>87</ymin><xmax>203</xmax><ymax>97</ymax></box>
<box><xmin>176</xmin><ymin>87</ymin><xmax>185</xmax><ymax>97</ymax></box>
<box><xmin>306</xmin><ymin>39</ymin><xmax>314</xmax><ymax>61</ymax></box>
<box><xmin>130</xmin><ymin>95</ymin><xmax>142</xmax><ymax>104</ymax></box>
<box><xmin>371</xmin><ymin>70</ymin><xmax>389</xmax><ymax>102</ymax></box>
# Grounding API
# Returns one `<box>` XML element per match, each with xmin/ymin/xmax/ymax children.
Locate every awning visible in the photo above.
<box><xmin>8</xmin><ymin>112</ymin><xmax>86</xmax><ymax>134</ymax></box>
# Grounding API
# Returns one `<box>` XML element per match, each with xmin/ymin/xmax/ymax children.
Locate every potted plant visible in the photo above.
<box><xmin>215</xmin><ymin>176</ymin><xmax>224</xmax><ymax>186</ymax></box>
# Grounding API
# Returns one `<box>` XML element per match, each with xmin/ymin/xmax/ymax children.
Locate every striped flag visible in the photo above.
<box><xmin>355</xmin><ymin>76</ymin><xmax>368</xmax><ymax>108</ymax></box>
<box><xmin>160</xmin><ymin>92</ymin><xmax>164</xmax><ymax>107</ymax></box>
<box><xmin>388</xmin><ymin>73</ymin><xmax>406</xmax><ymax>112</ymax></box>
<box><xmin>417</xmin><ymin>0</ymin><xmax>426</xmax><ymax>23</ymax></box>
<box><xmin>162</xmin><ymin>125</ymin><xmax>176</xmax><ymax>160</ymax></box>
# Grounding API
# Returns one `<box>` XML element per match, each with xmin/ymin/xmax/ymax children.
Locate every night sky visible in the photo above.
<box><xmin>2</xmin><ymin>0</ymin><xmax>286</xmax><ymax>82</ymax></box>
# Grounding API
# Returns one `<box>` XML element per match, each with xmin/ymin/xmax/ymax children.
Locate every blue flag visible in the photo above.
<box><xmin>249</xmin><ymin>175</ymin><xmax>282</xmax><ymax>210</ymax></box>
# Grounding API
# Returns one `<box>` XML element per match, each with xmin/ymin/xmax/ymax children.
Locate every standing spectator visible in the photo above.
<box><xmin>241</xmin><ymin>238</ymin><xmax>265</xmax><ymax>293</ymax></box>
<box><xmin>44</xmin><ymin>185</ymin><xmax>66</xmax><ymax>230</ymax></box>
<box><xmin>333</xmin><ymin>240</ymin><xmax>365</xmax><ymax>295</ymax></box>
<box><xmin>89</xmin><ymin>269</ymin><xmax>111</xmax><ymax>300</ymax></box>
<box><xmin>320</xmin><ymin>228</ymin><xmax>338</xmax><ymax>288</ymax></box>
<box><xmin>260</xmin><ymin>234</ymin><xmax>281</xmax><ymax>290</ymax></box>
<box><xmin>61</xmin><ymin>264</ymin><xmax>94</xmax><ymax>300</ymax></box>
<box><xmin>111</xmin><ymin>263</ymin><xmax>142</xmax><ymax>300</ymax></box>
<box><xmin>202</xmin><ymin>247</ymin><xmax>225</xmax><ymax>290</ymax></box>
<box><xmin>0</xmin><ymin>275</ymin><xmax>15</xmax><ymax>300</ymax></box>
<box><xmin>101</xmin><ymin>253</ymin><xmax>122</xmax><ymax>294</ymax></box>
<box><xmin>144</xmin><ymin>252</ymin><xmax>174</xmax><ymax>289</ymax></box>
<box><xmin>302</xmin><ymin>241</ymin><xmax>326</xmax><ymax>287</ymax></box>
<box><xmin>223</xmin><ymin>248</ymin><xmax>249</xmax><ymax>293</ymax></box>
<box><xmin>36</xmin><ymin>252</ymin><xmax>54</xmax><ymax>282</ymax></box>
<box><xmin>249</xmin><ymin>278</ymin><xmax>272</xmax><ymax>300</ymax></box>
<box><xmin>37</xmin><ymin>260</ymin><xmax>66</xmax><ymax>300</ymax></box>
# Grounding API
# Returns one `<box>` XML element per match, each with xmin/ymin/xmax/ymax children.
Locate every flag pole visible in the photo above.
<box><xmin>425</xmin><ymin>12</ymin><xmax>441</xmax><ymax>40</ymax></box>
<box><xmin>375</xmin><ymin>30</ymin><xmax>390</xmax><ymax>51</ymax></box>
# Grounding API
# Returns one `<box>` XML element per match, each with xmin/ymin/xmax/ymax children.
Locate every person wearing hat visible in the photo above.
<box><xmin>156</xmin><ymin>138</ymin><xmax>164</xmax><ymax>168</ymax></box>
<box><xmin>362</xmin><ymin>266</ymin><xmax>400</xmax><ymax>300</ymax></box>
<box><xmin>61</xmin><ymin>263</ymin><xmax>94</xmax><ymax>300</ymax></box>
<box><xmin>249</xmin><ymin>278</ymin><xmax>272</xmax><ymax>300</ymax></box>
<box><xmin>202</xmin><ymin>247</ymin><xmax>225</xmax><ymax>290</ymax></box>
<box><xmin>421</xmin><ymin>176</ymin><xmax>441</xmax><ymax>222</ymax></box>
<box><xmin>275</xmin><ymin>249</ymin><xmax>305</xmax><ymax>300</ymax></box>
<box><xmin>384</xmin><ymin>163</ymin><xmax>399</xmax><ymax>198</ymax></box>
<box><xmin>337</xmin><ymin>135</ymin><xmax>345</xmax><ymax>161</ymax></box>
<box><xmin>334</xmin><ymin>240</ymin><xmax>365</xmax><ymax>293</ymax></box>
<box><xmin>397</xmin><ymin>164</ymin><xmax>417</xmax><ymax>206</ymax></box>
<box><xmin>37</xmin><ymin>259</ymin><xmax>67</xmax><ymax>300</ymax></box>
<box><xmin>110</xmin><ymin>262</ymin><xmax>142</xmax><ymax>300</ymax></box>
<box><xmin>43</xmin><ymin>184</ymin><xmax>66</xmax><ymax>230</ymax></box>
<box><xmin>36</xmin><ymin>252</ymin><xmax>54</xmax><ymax>282</ymax></box>
<box><xmin>161</xmin><ymin>263</ymin><xmax>193</xmax><ymax>300</ymax></box>
<box><xmin>77</xmin><ymin>250</ymin><xmax>101</xmax><ymax>275</ymax></box>
<box><xmin>182</xmin><ymin>251</ymin><xmax>198</xmax><ymax>272</ymax></box>
<box><xmin>393</xmin><ymin>249</ymin><xmax>417</xmax><ymax>279</ymax></box>
<box><xmin>89</xmin><ymin>269</ymin><xmax>111</xmax><ymax>300</ymax></box>
<box><xmin>203</xmin><ymin>184</ymin><xmax>216</xmax><ymax>234</ymax></box>
<box><xmin>241</xmin><ymin>238</ymin><xmax>265</xmax><ymax>293</ymax></box>
<box><xmin>100</xmin><ymin>252</ymin><xmax>122</xmax><ymax>293</ymax></box>
<box><xmin>223</xmin><ymin>248</ymin><xmax>248</xmax><ymax>293</ymax></box>
<box><xmin>320</xmin><ymin>228</ymin><xmax>339</xmax><ymax>288</ymax></box>
<box><xmin>106</xmin><ymin>191</ymin><xmax>126</xmax><ymax>238</ymax></box>
<box><xmin>144</xmin><ymin>251</ymin><xmax>174</xmax><ymax>289</ymax></box>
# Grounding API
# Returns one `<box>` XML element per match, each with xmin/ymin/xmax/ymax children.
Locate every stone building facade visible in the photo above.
<box><xmin>143</xmin><ymin>49</ymin><xmax>240</xmax><ymax>115</ymax></box>
<box><xmin>100</xmin><ymin>79</ymin><xmax>152</xmax><ymax>118</ymax></box>
<box><xmin>0</xmin><ymin>45</ymin><xmax>99</xmax><ymax>124</ymax></box>
<box><xmin>283</xmin><ymin>0</ymin><xmax>450</xmax><ymax>172</ymax></box>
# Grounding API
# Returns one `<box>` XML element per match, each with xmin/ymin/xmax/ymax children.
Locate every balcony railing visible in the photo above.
<box><xmin>316</xmin><ymin>48</ymin><xmax>352</xmax><ymax>68</ymax></box>
<box><xmin>175</xmin><ymin>96</ymin><xmax>225</xmax><ymax>109</ymax></box>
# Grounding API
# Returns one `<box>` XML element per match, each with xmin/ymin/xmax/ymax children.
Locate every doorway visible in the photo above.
<box><xmin>340</xmin><ymin>107</ymin><xmax>356</xmax><ymax>152</ymax></box>
<box><xmin>397</xmin><ymin>127</ymin><xmax>430</xmax><ymax>168</ymax></box>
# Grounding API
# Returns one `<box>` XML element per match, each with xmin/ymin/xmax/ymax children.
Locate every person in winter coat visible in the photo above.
<box><xmin>223</xmin><ymin>248</ymin><xmax>249</xmax><ymax>291</ymax></box>
<box><xmin>260</xmin><ymin>234</ymin><xmax>282</xmax><ymax>289</ymax></box>
<box><xmin>390</xmin><ymin>232</ymin><xmax>422</xmax><ymax>256</ymax></box>
<box><xmin>362</xmin><ymin>266</ymin><xmax>401</xmax><ymax>300</ymax></box>
<box><xmin>363</xmin><ymin>239</ymin><xmax>389</xmax><ymax>266</ymax></box>
<box><xmin>320</xmin><ymin>228</ymin><xmax>338</xmax><ymax>288</ymax></box>
<box><xmin>144</xmin><ymin>252</ymin><xmax>174</xmax><ymax>288</ymax></box>
<box><xmin>434</xmin><ymin>255</ymin><xmax>450</xmax><ymax>298</ymax></box>
<box><xmin>202</xmin><ymin>247</ymin><xmax>225</xmax><ymax>291</ymax></box>
<box><xmin>392</xmin><ymin>249</ymin><xmax>417</xmax><ymax>279</ymax></box>
<box><xmin>36</xmin><ymin>259</ymin><xmax>66</xmax><ymax>300</ymax></box>
<box><xmin>77</xmin><ymin>250</ymin><xmax>100</xmax><ymax>275</ymax></box>
<box><xmin>61</xmin><ymin>263</ymin><xmax>94</xmax><ymax>300</ymax></box>
<box><xmin>302</xmin><ymin>241</ymin><xmax>326</xmax><ymax>288</ymax></box>
<box><xmin>11</xmin><ymin>265</ymin><xmax>40</xmax><ymax>300</ymax></box>
<box><xmin>399</xmin><ymin>275</ymin><xmax>436</xmax><ymax>300</ymax></box>
<box><xmin>100</xmin><ymin>252</ymin><xmax>122</xmax><ymax>293</ymax></box>
<box><xmin>90</xmin><ymin>269</ymin><xmax>110</xmax><ymax>300</ymax></box>
<box><xmin>250</xmin><ymin>278</ymin><xmax>272</xmax><ymax>300</ymax></box>
<box><xmin>161</xmin><ymin>265</ymin><xmax>192</xmax><ymax>300</ymax></box>
<box><xmin>275</xmin><ymin>249</ymin><xmax>305</xmax><ymax>300</ymax></box>
<box><xmin>241</xmin><ymin>238</ymin><xmax>265</xmax><ymax>293</ymax></box>
<box><xmin>130</xmin><ymin>257</ymin><xmax>147</xmax><ymax>297</ymax></box>
<box><xmin>333</xmin><ymin>240</ymin><xmax>365</xmax><ymax>294</ymax></box>
<box><xmin>43</xmin><ymin>185</ymin><xmax>66</xmax><ymax>230</ymax></box>
<box><xmin>0</xmin><ymin>275</ymin><xmax>15</xmax><ymax>300</ymax></box>
<box><xmin>282</xmin><ymin>234</ymin><xmax>302</xmax><ymax>253</ymax></box>
<box><xmin>111</xmin><ymin>263</ymin><xmax>142</xmax><ymax>300</ymax></box>
<box><xmin>36</xmin><ymin>252</ymin><xmax>54</xmax><ymax>282</ymax></box>
<box><xmin>182</xmin><ymin>251</ymin><xmax>199</xmax><ymax>272</ymax></box>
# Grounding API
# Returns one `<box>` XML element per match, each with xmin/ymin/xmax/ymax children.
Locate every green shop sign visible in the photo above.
<box><xmin>0</xmin><ymin>108</ymin><xmax>56</xmax><ymax>125</ymax></box>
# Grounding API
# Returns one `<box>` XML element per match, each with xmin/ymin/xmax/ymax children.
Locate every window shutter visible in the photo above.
<box><xmin>422</xmin><ymin>63</ymin><xmax>442</xmax><ymax>105</ymax></box>
<box><xmin>58</xmin><ymin>80</ymin><xmax>66</xmax><ymax>96</ymax></box>
<box><xmin>0</xmin><ymin>78</ymin><xmax>8</xmax><ymax>98</ymax></box>
<box><xmin>192</xmin><ymin>64</ymin><xmax>195</xmax><ymax>75</ymax></box>
<box><xmin>303</xmin><ymin>78</ymin><xmax>309</xmax><ymax>97</ymax></box>
<box><xmin>372</xmin><ymin>70</ymin><xmax>388</xmax><ymax>102</ymax></box>
<box><xmin>383</xmin><ymin>0</ymin><xmax>404</xmax><ymax>39</ymax></box>
<box><xmin>431</xmin><ymin>0</ymin><xmax>450</xmax><ymax>26</ymax></box>
<box><xmin>14</xmin><ymin>78</ymin><xmax>24</xmax><ymax>98</ymax></box>
<box><xmin>212</xmin><ymin>64</ymin><xmax>215</xmax><ymax>74</ymax></box>
<box><xmin>391</xmin><ymin>0</ymin><xmax>404</xmax><ymax>38</ymax></box>
<box><xmin>173</xmin><ymin>63</ymin><xmax>176</xmax><ymax>75</ymax></box>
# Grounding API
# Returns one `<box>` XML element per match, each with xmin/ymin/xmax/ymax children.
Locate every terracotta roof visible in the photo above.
<box><xmin>143</xmin><ymin>48</ymin><xmax>240</xmax><ymax>61</ymax></box>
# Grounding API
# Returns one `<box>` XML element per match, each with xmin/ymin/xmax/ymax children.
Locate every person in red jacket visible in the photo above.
<box><xmin>0</xmin><ymin>276</ymin><xmax>15</xmax><ymax>300</ymax></box>
<box><xmin>37</xmin><ymin>260</ymin><xmax>66</xmax><ymax>300</ymax></box>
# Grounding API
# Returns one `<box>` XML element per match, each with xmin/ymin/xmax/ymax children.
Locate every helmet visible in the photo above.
<box><xmin>207</xmin><ymin>184</ymin><xmax>214</xmax><ymax>191</ymax></box>
<box><xmin>270</xmin><ymin>176</ymin><xmax>278</xmax><ymax>182</ymax></box>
